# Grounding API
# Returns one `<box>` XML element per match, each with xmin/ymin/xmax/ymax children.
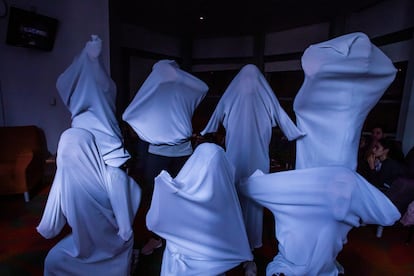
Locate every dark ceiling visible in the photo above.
<box><xmin>120</xmin><ymin>0</ymin><xmax>384</xmax><ymax>37</ymax></box>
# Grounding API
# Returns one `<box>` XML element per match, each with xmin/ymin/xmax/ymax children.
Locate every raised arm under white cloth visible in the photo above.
<box><xmin>56</xmin><ymin>35</ymin><xmax>129</xmax><ymax>167</ymax></box>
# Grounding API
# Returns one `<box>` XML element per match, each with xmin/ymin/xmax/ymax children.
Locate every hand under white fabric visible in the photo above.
<box><xmin>36</xmin><ymin>128</ymin><xmax>141</xmax><ymax>275</ymax></box>
<box><xmin>200</xmin><ymin>64</ymin><xmax>304</xmax><ymax>249</ymax></box>
<box><xmin>56</xmin><ymin>35</ymin><xmax>129</xmax><ymax>167</ymax></box>
<box><xmin>146</xmin><ymin>143</ymin><xmax>253</xmax><ymax>276</ymax></box>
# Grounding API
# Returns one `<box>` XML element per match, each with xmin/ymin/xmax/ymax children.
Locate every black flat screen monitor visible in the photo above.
<box><xmin>6</xmin><ymin>6</ymin><xmax>58</xmax><ymax>51</ymax></box>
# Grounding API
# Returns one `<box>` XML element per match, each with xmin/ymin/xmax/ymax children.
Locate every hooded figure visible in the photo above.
<box><xmin>122</xmin><ymin>60</ymin><xmax>209</xmax><ymax>255</ymax></box>
<box><xmin>146</xmin><ymin>143</ymin><xmax>253</xmax><ymax>275</ymax></box>
<box><xmin>123</xmin><ymin>59</ymin><xmax>208</xmax><ymax>157</ymax></box>
<box><xmin>37</xmin><ymin>128</ymin><xmax>141</xmax><ymax>275</ymax></box>
<box><xmin>294</xmin><ymin>32</ymin><xmax>397</xmax><ymax>170</ymax></box>
<box><xmin>56</xmin><ymin>35</ymin><xmax>129</xmax><ymax>167</ymax></box>
<box><xmin>200</xmin><ymin>64</ymin><xmax>304</xmax><ymax>249</ymax></box>
<box><xmin>240</xmin><ymin>32</ymin><xmax>400</xmax><ymax>276</ymax></box>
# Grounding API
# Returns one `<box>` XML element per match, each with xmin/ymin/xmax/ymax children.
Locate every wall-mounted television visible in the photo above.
<box><xmin>6</xmin><ymin>6</ymin><xmax>58</xmax><ymax>51</ymax></box>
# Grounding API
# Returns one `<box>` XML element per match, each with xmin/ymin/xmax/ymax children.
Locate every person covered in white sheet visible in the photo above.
<box><xmin>56</xmin><ymin>34</ymin><xmax>130</xmax><ymax>168</ymax></box>
<box><xmin>241</xmin><ymin>167</ymin><xmax>400</xmax><ymax>276</ymax></box>
<box><xmin>200</xmin><ymin>64</ymin><xmax>304</xmax><ymax>275</ymax></box>
<box><xmin>122</xmin><ymin>59</ymin><xmax>208</xmax><ymax>255</ymax></box>
<box><xmin>37</xmin><ymin>128</ymin><xmax>142</xmax><ymax>275</ymax></box>
<box><xmin>293</xmin><ymin>34</ymin><xmax>397</xmax><ymax>172</ymax></box>
<box><xmin>240</xmin><ymin>32</ymin><xmax>400</xmax><ymax>276</ymax></box>
<box><xmin>147</xmin><ymin>142</ymin><xmax>253</xmax><ymax>276</ymax></box>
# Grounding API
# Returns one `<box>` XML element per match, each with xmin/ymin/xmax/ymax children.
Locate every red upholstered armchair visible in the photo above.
<box><xmin>0</xmin><ymin>125</ymin><xmax>47</xmax><ymax>202</ymax></box>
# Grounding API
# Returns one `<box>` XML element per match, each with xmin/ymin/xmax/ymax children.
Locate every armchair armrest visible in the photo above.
<box><xmin>14</xmin><ymin>151</ymin><xmax>34</xmax><ymax>188</ymax></box>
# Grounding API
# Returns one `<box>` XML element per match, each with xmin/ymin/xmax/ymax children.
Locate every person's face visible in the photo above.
<box><xmin>86</xmin><ymin>36</ymin><xmax>102</xmax><ymax>59</ymax></box>
<box><xmin>371</xmin><ymin>128</ymin><xmax>383</xmax><ymax>142</ymax></box>
<box><xmin>372</xmin><ymin>142</ymin><xmax>388</xmax><ymax>159</ymax></box>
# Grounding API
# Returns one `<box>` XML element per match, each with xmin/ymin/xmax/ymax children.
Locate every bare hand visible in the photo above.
<box><xmin>367</xmin><ymin>154</ymin><xmax>376</xmax><ymax>170</ymax></box>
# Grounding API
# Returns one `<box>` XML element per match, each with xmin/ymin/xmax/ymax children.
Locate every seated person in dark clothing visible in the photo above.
<box><xmin>361</xmin><ymin>125</ymin><xmax>385</xmax><ymax>160</ymax></box>
<box><xmin>364</xmin><ymin>138</ymin><xmax>407</xmax><ymax>190</ymax></box>
<box><xmin>382</xmin><ymin>145</ymin><xmax>414</xmax><ymax>215</ymax></box>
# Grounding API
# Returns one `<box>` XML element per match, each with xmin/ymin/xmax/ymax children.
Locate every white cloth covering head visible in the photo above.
<box><xmin>294</xmin><ymin>32</ymin><xmax>397</xmax><ymax>170</ymax></box>
<box><xmin>201</xmin><ymin>64</ymin><xmax>303</xmax><ymax>179</ymax></box>
<box><xmin>56</xmin><ymin>35</ymin><xmax>129</xmax><ymax>167</ymax></box>
<box><xmin>240</xmin><ymin>168</ymin><xmax>400</xmax><ymax>276</ymax></box>
<box><xmin>36</xmin><ymin>128</ymin><xmax>141</xmax><ymax>275</ymax></box>
<box><xmin>146</xmin><ymin>142</ymin><xmax>253</xmax><ymax>276</ymax></box>
<box><xmin>122</xmin><ymin>59</ymin><xmax>208</xmax><ymax>146</ymax></box>
<box><xmin>200</xmin><ymin>64</ymin><xmax>304</xmax><ymax>249</ymax></box>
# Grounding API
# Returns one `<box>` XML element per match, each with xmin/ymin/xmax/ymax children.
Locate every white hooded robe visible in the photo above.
<box><xmin>37</xmin><ymin>128</ymin><xmax>141</xmax><ymax>275</ymax></box>
<box><xmin>56</xmin><ymin>35</ymin><xmax>129</xmax><ymax>167</ymax></box>
<box><xmin>200</xmin><ymin>64</ymin><xmax>304</xmax><ymax>248</ymax></box>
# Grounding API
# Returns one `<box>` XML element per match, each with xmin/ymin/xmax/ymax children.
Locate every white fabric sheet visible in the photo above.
<box><xmin>240</xmin><ymin>168</ymin><xmax>400</xmax><ymax>276</ymax></box>
<box><xmin>146</xmin><ymin>143</ymin><xmax>253</xmax><ymax>276</ymax></box>
<box><xmin>200</xmin><ymin>64</ymin><xmax>304</xmax><ymax>248</ymax></box>
<box><xmin>37</xmin><ymin>128</ymin><xmax>141</xmax><ymax>275</ymax></box>
<box><xmin>123</xmin><ymin>60</ymin><xmax>208</xmax><ymax>149</ymax></box>
<box><xmin>56</xmin><ymin>35</ymin><xmax>129</xmax><ymax>167</ymax></box>
<box><xmin>239</xmin><ymin>33</ymin><xmax>400</xmax><ymax>276</ymax></box>
<box><xmin>294</xmin><ymin>32</ymin><xmax>397</xmax><ymax>170</ymax></box>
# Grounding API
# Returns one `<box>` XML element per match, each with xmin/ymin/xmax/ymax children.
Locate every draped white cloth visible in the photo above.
<box><xmin>56</xmin><ymin>35</ymin><xmax>129</xmax><ymax>167</ymax></box>
<box><xmin>239</xmin><ymin>32</ymin><xmax>400</xmax><ymax>276</ymax></box>
<box><xmin>123</xmin><ymin>60</ymin><xmax>208</xmax><ymax>152</ymax></box>
<box><xmin>200</xmin><ymin>64</ymin><xmax>304</xmax><ymax>248</ymax></box>
<box><xmin>146</xmin><ymin>143</ymin><xmax>253</xmax><ymax>276</ymax></box>
<box><xmin>294</xmin><ymin>32</ymin><xmax>397</xmax><ymax>170</ymax></box>
<box><xmin>240</xmin><ymin>168</ymin><xmax>400</xmax><ymax>276</ymax></box>
<box><xmin>37</xmin><ymin>128</ymin><xmax>141</xmax><ymax>275</ymax></box>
